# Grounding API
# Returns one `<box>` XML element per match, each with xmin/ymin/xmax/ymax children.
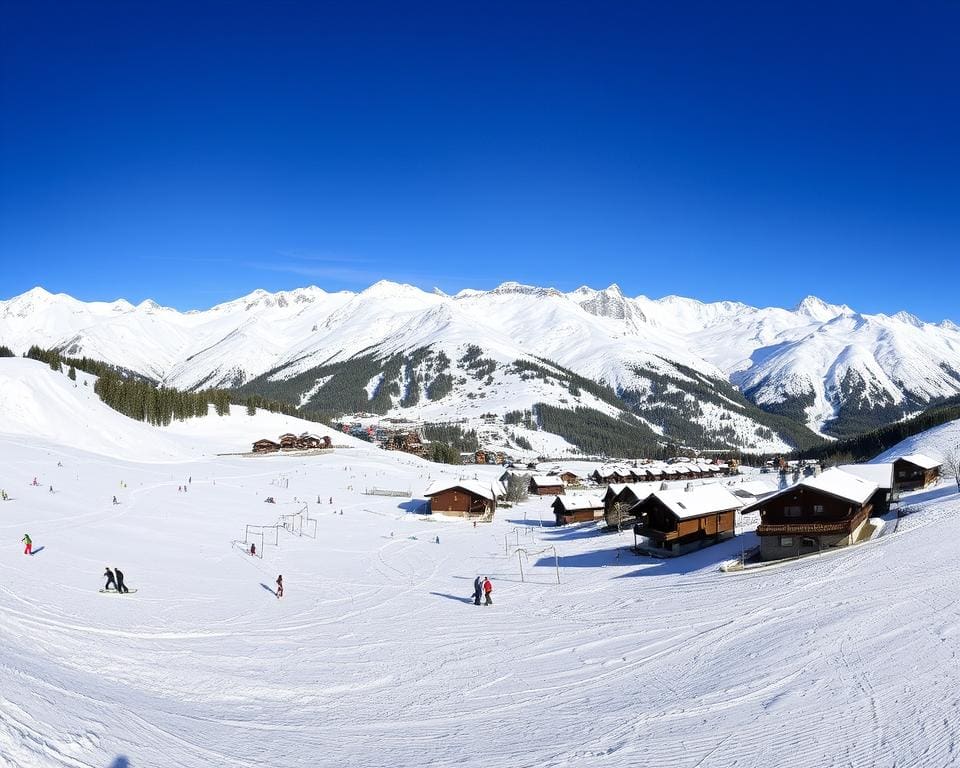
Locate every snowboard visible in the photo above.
<box><xmin>99</xmin><ymin>589</ymin><xmax>138</xmax><ymax>594</ymax></box>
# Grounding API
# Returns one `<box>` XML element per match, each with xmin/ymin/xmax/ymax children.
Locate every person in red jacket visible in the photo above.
<box><xmin>482</xmin><ymin>576</ymin><xmax>493</xmax><ymax>606</ymax></box>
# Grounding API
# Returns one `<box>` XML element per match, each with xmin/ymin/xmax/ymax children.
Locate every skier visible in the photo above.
<box><xmin>22</xmin><ymin>533</ymin><xmax>32</xmax><ymax>555</ymax></box>
<box><xmin>250</xmin><ymin>542</ymin><xmax>256</xmax><ymax>556</ymax></box>
<box><xmin>115</xmin><ymin>567</ymin><xmax>129</xmax><ymax>594</ymax></box>
<box><xmin>103</xmin><ymin>567</ymin><xmax>118</xmax><ymax>591</ymax></box>
<box><xmin>112</xmin><ymin>495</ymin><xmax>118</xmax><ymax>505</ymax></box>
<box><xmin>48</xmin><ymin>485</ymin><xmax>54</xmax><ymax>493</ymax></box>
<box><xmin>473</xmin><ymin>575</ymin><xmax>483</xmax><ymax>606</ymax></box>
<box><xmin>276</xmin><ymin>574</ymin><xmax>284</xmax><ymax>599</ymax></box>
<box><xmin>188</xmin><ymin>476</ymin><xmax>192</xmax><ymax>484</ymax></box>
<box><xmin>483</xmin><ymin>576</ymin><xmax>493</xmax><ymax>606</ymax></box>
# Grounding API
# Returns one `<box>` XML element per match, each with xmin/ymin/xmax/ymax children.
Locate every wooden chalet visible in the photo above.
<box><xmin>294</xmin><ymin>433</ymin><xmax>332</xmax><ymax>450</ymax></box>
<box><xmin>424</xmin><ymin>480</ymin><xmax>497</xmax><ymax>518</ymax></box>
<box><xmin>529</xmin><ymin>475</ymin><xmax>565</xmax><ymax>496</ymax></box>
<box><xmin>552</xmin><ymin>495</ymin><xmax>604</xmax><ymax>525</ymax></box>
<box><xmin>252</xmin><ymin>439</ymin><xmax>281</xmax><ymax>453</ymax></box>
<box><xmin>278</xmin><ymin>433</ymin><xmax>299</xmax><ymax>450</ymax></box>
<box><xmin>630</xmin><ymin>485</ymin><xmax>742</xmax><ymax>556</ymax></box>
<box><xmin>891</xmin><ymin>454</ymin><xmax>941</xmax><ymax>491</ymax></box>
<box><xmin>385</xmin><ymin>431</ymin><xmax>428</xmax><ymax>457</ymax></box>
<box><xmin>743</xmin><ymin>468</ymin><xmax>877</xmax><ymax>561</ymax></box>
<box><xmin>603</xmin><ymin>483</ymin><xmax>654</xmax><ymax>528</ymax></box>
<box><xmin>558</xmin><ymin>471</ymin><xmax>581</xmax><ymax>486</ymax></box>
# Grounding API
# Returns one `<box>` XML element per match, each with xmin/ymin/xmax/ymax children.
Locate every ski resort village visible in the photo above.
<box><xmin>4</xmin><ymin>4</ymin><xmax>960</xmax><ymax>764</ymax></box>
<box><xmin>1</xmin><ymin>331</ymin><xmax>960</xmax><ymax>766</ymax></box>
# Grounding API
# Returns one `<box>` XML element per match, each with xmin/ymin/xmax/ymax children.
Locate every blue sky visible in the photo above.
<box><xmin>2</xmin><ymin>1</ymin><xmax>958</xmax><ymax>319</ymax></box>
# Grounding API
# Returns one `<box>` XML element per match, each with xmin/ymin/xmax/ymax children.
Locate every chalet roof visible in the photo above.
<box><xmin>728</xmin><ymin>479</ymin><xmax>779</xmax><ymax>499</ymax></box>
<box><xmin>800</xmin><ymin>468</ymin><xmax>878</xmax><ymax>505</ymax></box>
<box><xmin>424</xmin><ymin>479</ymin><xmax>498</xmax><ymax>501</ymax></box>
<box><xmin>838</xmin><ymin>463</ymin><xmax>894</xmax><ymax>491</ymax></box>
<box><xmin>639</xmin><ymin>484</ymin><xmax>743</xmax><ymax>521</ymax></box>
<box><xmin>552</xmin><ymin>495</ymin><xmax>604</xmax><ymax>512</ymax></box>
<box><xmin>530</xmin><ymin>475</ymin><xmax>565</xmax><ymax>487</ymax></box>
<box><xmin>894</xmin><ymin>453</ymin><xmax>942</xmax><ymax>470</ymax></box>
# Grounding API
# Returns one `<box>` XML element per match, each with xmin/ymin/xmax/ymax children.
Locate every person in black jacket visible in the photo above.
<box><xmin>115</xmin><ymin>567</ymin><xmax>129</xmax><ymax>594</ymax></box>
<box><xmin>104</xmin><ymin>567</ymin><xmax>118</xmax><ymax>591</ymax></box>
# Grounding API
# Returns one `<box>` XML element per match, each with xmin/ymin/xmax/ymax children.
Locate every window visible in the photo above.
<box><xmin>801</xmin><ymin>537</ymin><xmax>817</xmax><ymax>547</ymax></box>
<box><xmin>784</xmin><ymin>505</ymin><xmax>802</xmax><ymax>517</ymax></box>
<box><xmin>780</xmin><ymin>536</ymin><xmax>794</xmax><ymax>547</ymax></box>
<box><xmin>813</xmin><ymin>504</ymin><xmax>825</xmax><ymax>516</ymax></box>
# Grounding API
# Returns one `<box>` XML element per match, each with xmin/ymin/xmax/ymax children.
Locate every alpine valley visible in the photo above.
<box><xmin>3</xmin><ymin>282</ymin><xmax>960</xmax><ymax>455</ymax></box>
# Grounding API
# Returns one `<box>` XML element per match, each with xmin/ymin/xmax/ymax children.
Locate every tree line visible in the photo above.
<box><xmin>22</xmin><ymin>345</ymin><xmax>324</xmax><ymax>427</ymax></box>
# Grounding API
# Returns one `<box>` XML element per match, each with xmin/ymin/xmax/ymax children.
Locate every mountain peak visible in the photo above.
<box><xmin>893</xmin><ymin>310</ymin><xmax>924</xmax><ymax>328</ymax></box>
<box><xmin>490</xmin><ymin>281</ymin><xmax>562</xmax><ymax>298</ymax></box>
<box><xmin>794</xmin><ymin>295</ymin><xmax>852</xmax><ymax>322</ymax></box>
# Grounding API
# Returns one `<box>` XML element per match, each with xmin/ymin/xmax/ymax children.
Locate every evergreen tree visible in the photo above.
<box><xmin>67</xmin><ymin>366</ymin><xmax>76</xmax><ymax>381</ymax></box>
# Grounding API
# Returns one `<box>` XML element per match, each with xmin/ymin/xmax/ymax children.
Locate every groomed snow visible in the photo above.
<box><xmin>3</xmin><ymin>362</ymin><xmax>960</xmax><ymax>767</ymax></box>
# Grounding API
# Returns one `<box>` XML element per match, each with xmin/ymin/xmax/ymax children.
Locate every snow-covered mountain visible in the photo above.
<box><xmin>3</xmin><ymin>283</ymin><xmax>959</xmax><ymax>450</ymax></box>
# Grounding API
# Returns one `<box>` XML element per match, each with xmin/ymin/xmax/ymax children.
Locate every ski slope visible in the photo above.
<box><xmin>2</xmin><ymin>362</ymin><xmax>960</xmax><ymax>767</ymax></box>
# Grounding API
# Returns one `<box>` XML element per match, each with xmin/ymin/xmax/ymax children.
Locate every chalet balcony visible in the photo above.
<box><xmin>634</xmin><ymin>525</ymin><xmax>677</xmax><ymax>541</ymax></box>
<box><xmin>756</xmin><ymin>507</ymin><xmax>870</xmax><ymax>537</ymax></box>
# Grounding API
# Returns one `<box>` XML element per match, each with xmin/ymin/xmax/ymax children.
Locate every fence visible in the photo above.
<box><xmin>363</xmin><ymin>487</ymin><xmax>411</xmax><ymax>497</ymax></box>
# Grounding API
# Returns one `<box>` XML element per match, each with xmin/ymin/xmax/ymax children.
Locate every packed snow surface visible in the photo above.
<box><xmin>3</xmin><ymin>362</ymin><xmax>960</xmax><ymax>767</ymax></box>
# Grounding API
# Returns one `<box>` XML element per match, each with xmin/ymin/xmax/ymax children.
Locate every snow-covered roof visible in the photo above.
<box><xmin>838</xmin><ymin>463</ymin><xmax>894</xmax><ymax>491</ymax></box>
<box><xmin>424</xmin><ymin>479</ymin><xmax>497</xmax><ymax>501</ymax></box>
<box><xmin>895</xmin><ymin>453</ymin><xmax>942</xmax><ymax>470</ymax></box>
<box><xmin>530</xmin><ymin>475</ymin><xmax>565</xmax><ymax>487</ymax></box>
<box><xmin>798</xmin><ymin>468</ymin><xmax>877</xmax><ymax>505</ymax></box>
<box><xmin>642</xmin><ymin>484</ymin><xmax>743</xmax><ymax>520</ymax></box>
<box><xmin>728</xmin><ymin>480</ymin><xmax>779</xmax><ymax>499</ymax></box>
<box><xmin>553</xmin><ymin>495</ymin><xmax>604</xmax><ymax>512</ymax></box>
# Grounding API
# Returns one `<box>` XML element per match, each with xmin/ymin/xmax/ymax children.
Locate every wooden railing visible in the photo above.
<box><xmin>757</xmin><ymin>506</ymin><xmax>870</xmax><ymax>536</ymax></box>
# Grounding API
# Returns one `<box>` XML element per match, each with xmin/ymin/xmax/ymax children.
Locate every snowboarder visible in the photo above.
<box><xmin>276</xmin><ymin>574</ymin><xmax>284</xmax><ymax>599</ymax></box>
<box><xmin>483</xmin><ymin>577</ymin><xmax>493</xmax><ymax>606</ymax></box>
<box><xmin>104</xmin><ymin>567</ymin><xmax>118</xmax><ymax>591</ymax></box>
<box><xmin>473</xmin><ymin>576</ymin><xmax>483</xmax><ymax>606</ymax></box>
<box><xmin>22</xmin><ymin>533</ymin><xmax>32</xmax><ymax>555</ymax></box>
<box><xmin>115</xmin><ymin>567</ymin><xmax>129</xmax><ymax>594</ymax></box>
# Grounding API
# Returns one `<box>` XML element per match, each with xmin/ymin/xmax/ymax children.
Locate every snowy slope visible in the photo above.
<box><xmin>871</xmin><ymin>418</ymin><xmax>960</xmax><ymax>465</ymax></box>
<box><xmin>3</xmin><ymin>283</ymin><xmax>960</xmax><ymax>441</ymax></box>
<box><xmin>2</xmin><ymin>366</ymin><xmax>960</xmax><ymax>766</ymax></box>
<box><xmin>0</xmin><ymin>358</ymin><xmax>359</xmax><ymax>461</ymax></box>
